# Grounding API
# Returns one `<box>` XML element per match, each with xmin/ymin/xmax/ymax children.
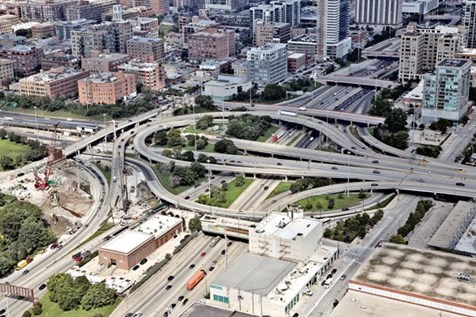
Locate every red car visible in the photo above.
<box><xmin>200</xmin><ymin>252</ymin><xmax>206</xmax><ymax>257</ymax></box>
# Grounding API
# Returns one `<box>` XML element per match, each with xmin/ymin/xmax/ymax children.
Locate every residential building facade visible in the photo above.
<box><xmin>188</xmin><ymin>28</ymin><xmax>235</xmax><ymax>61</ymax></box>
<box><xmin>55</xmin><ymin>19</ymin><xmax>95</xmax><ymax>40</ymax></box>
<box><xmin>0</xmin><ymin>45</ymin><xmax>43</xmax><ymax>77</ymax></box>
<box><xmin>250</xmin><ymin>0</ymin><xmax>301</xmax><ymax>33</ymax></box>
<box><xmin>0</xmin><ymin>59</ymin><xmax>15</xmax><ymax>86</ymax></box>
<box><xmin>463</xmin><ymin>0</ymin><xmax>476</xmax><ymax>49</ymax></box>
<box><xmin>255</xmin><ymin>21</ymin><xmax>291</xmax><ymax>46</ymax></box>
<box><xmin>247</xmin><ymin>43</ymin><xmax>287</xmax><ymax>86</ymax></box>
<box><xmin>66</xmin><ymin>0</ymin><xmax>117</xmax><ymax>22</ymax></box>
<box><xmin>355</xmin><ymin>0</ymin><xmax>403</xmax><ymax>27</ymax></box>
<box><xmin>422</xmin><ymin>59</ymin><xmax>471</xmax><ymax>123</ymax></box>
<box><xmin>118</xmin><ymin>60</ymin><xmax>165</xmax><ymax>91</ymax></box>
<box><xmin>126</xmin><ymin>37</ymin><xmax>164</xmax><ymax>63</ymax></box>
<box><xmin>82</xmin><ymin>52</ymin><xmax>131</xmax><ymax>73</ymax></box>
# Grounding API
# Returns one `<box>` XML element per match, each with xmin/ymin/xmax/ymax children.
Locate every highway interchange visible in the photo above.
<box><xmin>1</xmin><ymin>81</ymin><xmax>476</xmax><ymax>317</ymax></box>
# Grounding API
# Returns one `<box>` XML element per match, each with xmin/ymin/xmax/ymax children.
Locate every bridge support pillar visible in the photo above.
<box><xmin>253</xmin><ymin>174</ymin><xmax>256</xmax><ymax>179</ymax></box>
<box><xmin>243</xmin><ymin>149</ymin><xmax>247</xmax><ymax>155</ymax></box>
<box><xmin>285</xmin><ymin>176</ymin><xmax>288</xmax><ymax>181</ymax></box>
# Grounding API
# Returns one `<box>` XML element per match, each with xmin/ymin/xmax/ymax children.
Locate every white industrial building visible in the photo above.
<box><xmin>402</xmin><ymin>0</ymin><xmax>439</xmax><ymax>15</ymax></box>
<box><xmin>210</xmin><ymin>213</ymin><xmax>338</xmax><ymax>317</ymax></box>
<box><xmin>203</xmin><ymin>75</ymin><xmax>252</xmax><ymax>101</ymax></box>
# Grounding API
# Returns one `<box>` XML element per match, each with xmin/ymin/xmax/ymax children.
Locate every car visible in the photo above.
<box><xmin>0</xmin><ymin>309</ymin><xmax>5</xmax><ymax>314</ymax></box>
<box><xmin>128</xmin><ymin>119</ymin><xmax>132</xmax><ymax>122</ymax></box>
<box><xmin>178</xmin><ymin>295</ymin><xmax>184</xmax><ymax>301</ymax></box>
<box><xmin>183</xmin><ymin>298</ymin><xmax>189</xmax><ymax>305</ymax></box>
<box><xmin>372</xmin><ymin>170</ymin><xmax>380</xmax><ymax>174</ymax></box>
<box><xmin>140</xmin><ymin>258</ymin><xmax>148</xmax><ymax>265</ymax></box>
<box><xmin>171</xmin><ymin>303</ymin><xmax>176</xmax><ymax>309</ymax></box>
<box><xmin>340</xmin><ymin>274</ymin><xmax>347</xmax><ymax>280</ymax></box>
<box><xmin>263</xmin><ymin>186</ymin><xmax>269</xmax><ymax>190</ymax></box>
<box><xmin>351</xmin><ymin>146</ymin><xmax>356</xmax><ymax>150</ymax></box>
<box><xmin>104</xmin><ymin>235</ymin><xmax>111</xmax><ymax>241</ymax></box>
<box><xmin>293</xmin><ymin>313</ymin><xmax>299</xmax><ymax>317</ymax></box>
<box><xmin>164</xmin><ymin>313</ymin><xmax>169</xmax><ymax>317</ymax></box>
<box><xmin>371</xmin><ymin>183</ymin><xmax>378</xmax><ymax>186</ymax></box>
<box><xmin>220</xmin><ymin>180</ymin><xmax>226</xmax><ymax>184</ymax></box>
<box><xmin>189</xmin><ymin>264</ymin><xmax>196</xmax><ymax>269</ymax></box>
<box><xmin>456</xmin><ymin>182</ymin><xmax>465</xmax><ymax>186</ymax></box>
<box><xmin>227</xmin><ymin>241</ymin><xmax>232</xmax><ymax>247</ymax></box>
<box><xmin>17</xmin><ymin>172</ymin><xmax>25</xmax><ymax>177</ymax></box>
<box><xmin>125</xmin><ymin>314</ymin><xmax>134</xmax><ymax>317</ymax></box>
<box><xmin>132</xmin><ymin>265</ymin><xmax>140</xmax><ymax>271</ymax></box>
<box><xmin>372</xmin><ymin>160</ymin><xmax>379</xmax><ymax>164</ymax></box>
<box><xmin>133</xmin><ymin>312</ymin><xmax>142</xmax><ymax>317</ymax></box>
<box><xmin>22</xmin><ymin>270</ymin><xmax>30</xmax><ymax>275</ymax></box>
<box><xmin>331</xmin><ymin>166</ymin><xmax>338</xmax><ymax>170</ymax></box>
<box><xmin>221</xmin><ymin>249</ymin><xmax>226</xmax><ymax>255</ymax></box>
<box><xmin>184</xmin><ymin>196</ymin><xmax>190</xmax><ymax>200</ymax></box>
<box><xmin>341</xmin><ymin>207</ymin><xmax>349</xmax><ymax>211</ymax></box>
<box><xmin>118</xmin><ymin>145</ymin><xmax>121</xmax><ymax>148</ymax></box>
<box><xmin>209</xmin><ymin>266</ymin><xmax>215</xmax><ymax>272</ymax></box>
<box><xmin>39</xmin><ymin>284</ymin><xmax>46</xmax><ymax>290</ymax></box>
<box><xmin>277</xmin><ymin>162</ymin><xmax>283</xmax><ymax>166</ymax></box>
<box><xmin>331</xmin><ymin>268</ymin><xmax>337</xmax><ymax>274</ymax></box>
<box><xmin>165</xmin><ymin>285</ymin><xmax>172</xmax><ymax>290</ymax></box>
<box><xmin>200</xmin><ymin>251</ymin><xmax>206</xmax><ymax>257</ymax></box>
<box><xmin>168</xmin><ymin>275</ymin><xmax>175</xmax><ymax>281</ymax></box>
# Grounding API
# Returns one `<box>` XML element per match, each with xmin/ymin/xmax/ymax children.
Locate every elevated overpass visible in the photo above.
<box><xmin>317</xmin><ymin>75</ymin><xmax>399</xmax><ymax>89</ymax></box>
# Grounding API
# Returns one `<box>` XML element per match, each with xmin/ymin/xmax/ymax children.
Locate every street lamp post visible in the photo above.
<box><xmin>193</xmin><ymin>102</ymin><xmax>197</xmax><ymax>157</ymax></box>
<box><xmin>347</xmin><ymin>151</ymin><xmax>350</xmax><ymax>197</ymax></box>
<box><xmin>102</xmin><ymin>113</ymin><xmax>107</xmax><ymax>153</ymax></box>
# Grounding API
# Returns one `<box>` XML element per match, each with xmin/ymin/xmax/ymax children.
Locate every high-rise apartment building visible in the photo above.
<box><xmin>463</xmin><ymin>0</ymin><xmax>476</xmax><ymax>48</ymax></box>
<box><xmin>71</xmin><ymin>21</ymin><xmax>133</xmax><ymax>57</ymax></box>
<box><xmin>129</xmin><ymin>17</ymin><xmax>159</xmax><ymax>38</ymax></box>
<box><xmin>118</xmin><ymin>60</ymin><xmax>164</xmax><ymax>91</ymax></box>
<box><xmin>205</xmin><ymin>0</ymin><xmax>248</xmax><ymax>12</ymax></box>
<box><xmin>254</xmin><ymin>21</ymin><xmax>291</xmax><ymax>46</ymax></box>
<box><xmin>398</xmin><ymin>23</ymin><xmax>462</xmax><ymax>82</ymax></box>
<box><xmin>19</xmin><ymin>0</ymin><xmax>77</xmax><ymax>22</ymax></box>
<box><xmin>355</xmin><ymin>0</ymin><xmax>403</xmax><ymax>27</ymax></box>
<box><xmin>188</xmin><ymin>28</ymin><xmax>235</xmax><ymax>61</ymax></box>
<box><xmin>247</xmin><ymin>43</ymin><xmax>287</xmax><ymax>86</ymax></box>
<box><xmin>250</xmin><ymin>0</ymin><xmax>301</xmax><ymax>33</ymax></box>
<box><xmin>78</xmin><ymin>71</ymin><xmax>136</xmax><ymax>104</ymax></box>
<box><xmin>55</xmin><ymin>19</ymin><xmax>96</xmax><ymax>40</ymax></box>
<box><xmin>422</xmin><ymin>59</ymin><xmax>471</xmax><ymax>123</ymax></box>
<box><xmin>126</xmin><ymin>37</ymin><xmax>164</xmax><ymax>63</ymax></box>
<box><xmin>0</xmin><ymin>15</ymin><xmax>19</xmax><ymax>34</ymax></box>
<box><xmin>19</xmin><ymin>67</ymin><xmax>90</xmax><ymax>98</ymax></box>
<box><xmin>66</xmin><ymin>0</ymin><xmax>117</xmax><ymax>22</ymax></box>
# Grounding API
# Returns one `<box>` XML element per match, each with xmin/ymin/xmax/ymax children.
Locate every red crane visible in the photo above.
<box><xmin>34</xmin><ymin>122</ymin><xmax>60</xmax><ymax>190</ymax></box>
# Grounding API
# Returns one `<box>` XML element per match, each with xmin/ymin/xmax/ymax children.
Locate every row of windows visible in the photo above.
<box><xmin>212</xmin><ymin>294</ymin><xmax>229</xmax><ymax>303</ymax></box>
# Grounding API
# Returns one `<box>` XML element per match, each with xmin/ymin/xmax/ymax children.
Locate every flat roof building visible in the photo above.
<box><xmin>118</xmin><ymin>60</ymin><xmax>165</xmax><ymax>91</ymax></box>
<box><xmin>203</xmin><ymin>75</ymin><xmax>252</xmax><ymax>101</ymax></box>
<box><xmin>350</xmin><ymin>243</ymin><xmax>476</xmax><ymax>317</ymax></box>
<box><xmin>0</xmin><ymin>45</ymin><xmax>44</xmax><ymax>78</ymax></box>
<box><xmin>0</xmin><ymin>15</ymin><xmax>19</xmax><ymax>34</ymax></box>
<box><xmin>82</xmin><ymin>52</ymin><xmax>131</xmax><ymax>73</ymax></box>
<box><xmin>188</xmin><ymin>28</ymin><xmax>235</xmax><ymax>62</ymax></box>
<box><xmin>55</xmin><ymin>19</ymin><xmax>95</xmax><ymax>41</ymax></box>
<box><xmin>254</xmin><ymin>21</ymin><xmax>291</xmax><ymax>47</ymax></box>
<box><xmin>126</xmin><ymin>37</ymin><xmax>164</xmax><ymax>63</ymax></box>
<box><xmin>0</xmin><ymin>59</ymin><xmax>15</xmax><ymax>87</ymax></box>
<box><xmin>78</xmin><ymin>71</ymin><xmax>136</xmax><ymax>105</ymax></box>
<box><xmin>247</xmin><ymin>43</ymin><xmax>287</xmax><ymax>87</ymax></box>
<box><xmin>129</xmin><ymin>17</ymin><xmax>159</xmax><ymax>38</ymax></box>
<box><xmin>19</xmin><ymin>67</ymin><xmax>90</xmax><ymax>98</ymax></box>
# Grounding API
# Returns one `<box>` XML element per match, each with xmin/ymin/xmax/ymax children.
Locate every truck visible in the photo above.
<box><xmin>271</xmin><ymin>130</ymin><xmax>286</xmax><ymax>142</ymax></box>
<box><xmin>187</xmin><ymin>270</ymin><xmax>206</xmax><ymax>291</ymax></box>
<box><xmin>277</xmin><ymin>110</ymin><xmax>297</xmax><ymax>117</ymax></box>
<box><xmin>16</xmin><ymin>260</ymin><xmax>28</xmax><ymax>271</ymax></box>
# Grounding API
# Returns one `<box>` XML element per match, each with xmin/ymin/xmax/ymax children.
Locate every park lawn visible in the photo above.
<box><xmin>159</xmin><ymin>24</ymin><xmax>175</xmax><ymax>37</ymax></box>
<box><xmin>0</xmin><ymin>139</ymin><xmax>31</xmax><ymax>160</ymax></box>
<box><xmin>286</xmin><ymin>135</ymin><xmax>300</xmax><ymax>146</ymax></box>
<box><xmin>182</xmin><ymin>143</ymin><xmax>215</xmax><ymax>153</ymax></box>
<box><xmin>266</xmin><ymin>182</ymin><xmax>291</xmax><ymax>199</ymax></box>
<box><xmin>221</xmin><ymin>178</ymin><xmax>253</xmax><ymax>208</ymax></box>
<box><xmin>153</xmin><ymin>165</ymin><xmax>205</xmax><ymax>195</ymax></box>
<box><xmin>182</xmin><ymin>125</ymin><xmax>222</xmax><ymax>136</ymax></box>
<box><xmin>0</xmin><ymin>105</ymin><xmax>91</xmax><ymax>120</ymax></box>
<box><xmin>295</xmin><ymin>193</ymin><xmax>365</xmax><ymax>212</ymax></box>
<box><xmin>33</xmin><ymin>292</ymin><xmax>121</xmax><ymax>317</ymax></box>
<box><xmin>257</xmin><ymin>125</ymin><xmax>279</xmax><ymax>142</ymax></box>
<box><xmin>365</xmin><ymin>193</ymin><xmax>396</xmax><ymax>211</ymax></box>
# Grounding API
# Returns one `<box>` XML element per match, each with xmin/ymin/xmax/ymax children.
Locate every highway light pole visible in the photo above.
<box><xmin>34</xmin><ymin>106</ymin><xmax>38</xmax><ymax>141</ymax></box>
<box><xmin>102</xmin><ymin>113</ymin><xmax>107</xmax><ymax>153</ymax></box>
<box><xmin>346</xmin><ymin>151</ymin><xmax>350</xmax><ymax>197</ymax></box>
<box><xmin>207</xmin><ymin>159</ymin><xmax>211</xmax><ymax>199</ymax></box>
<box><xmin>192</xmin><ymin>101</ymin><xmax>197</xmax><ymax>157</ymax></box>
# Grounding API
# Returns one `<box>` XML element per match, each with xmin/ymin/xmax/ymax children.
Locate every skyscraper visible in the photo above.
<box><xmin>463</xmin><ymin>0</ymin><xmax>476</xmax><ymax>48</ymax></box>
<box><xmin>355</xmin><ymin>0</ymin><xmax>403</xmax><ymax>27</ymax></box>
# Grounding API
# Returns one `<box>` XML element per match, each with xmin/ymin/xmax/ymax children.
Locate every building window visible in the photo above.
<box><xmin>212</xmin><ymin>294</ymin><xmax>229</xmax><ymax>303</ymax></box>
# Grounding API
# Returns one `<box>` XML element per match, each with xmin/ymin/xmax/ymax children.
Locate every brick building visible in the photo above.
<box><xmin>18</xmin><ymin>67</ymin><xmax>90</xmax><ymax>98</ymax></box>
<box><xmin>0</xmin><ymin>59</ymin><xmax>15</xmax><ymax>86</ymax></box>
<box><xmin>118</xmin><ymin>60</ymin><xmax>165</xmax><ymax>91</ymax></box>
<box><xmin>41</xmin><ymin>52</ymin><xmax>80</xmax><ymax>70</ymax></box>
<box><xmin>0</xmin><ymin>45</ymin><xmax>43</xmax><ymax>77</ymax></box>
<box><xmin>31</xmin><ymin>22</ymin><xmax>55</xmax><ymax>38</ymax></box>
<box><xmin>78</xmin><ymin>71</ymin><xmax>136</xmax><ymax>104</ymax></box>
<box><xmin>188</xmin><ymin>28</ymin><xmax>235</xmax><ymax>61</ymax></box>
<box><xmin>126</xmin><ymin>37</ymin><xmax>164</xmax><ymax>63</ymax></box>
<box><xmin>98</xmin><ymin>215</ymin><xmax>182</xmax><ymax>270</ymax></box>
<box><xmin>82</xmin><ymin>52</ymin><xmax>131</xmax><ymax>73</ymax></box>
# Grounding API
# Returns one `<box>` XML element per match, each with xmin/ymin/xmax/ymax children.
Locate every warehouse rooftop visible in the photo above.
<box><xmin>99</xmin><ymin>230</ymin><xmax>153</xmax><ymax>255</ymax></box>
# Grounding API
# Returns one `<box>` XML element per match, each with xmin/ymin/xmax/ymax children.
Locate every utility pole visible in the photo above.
<box><xmin>34</xmin><ymin>106</ymin><xmax>38</xmax><ymax>141</ymax></box>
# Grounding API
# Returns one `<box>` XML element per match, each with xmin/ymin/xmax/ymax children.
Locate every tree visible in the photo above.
<box><xmin>0</xmin><ymin>129</ymin><xmax>7</xmax><ymax>139</ymax></box>
<box><xmin>323</xmin><ymin>228</ymin><xmax>332</xmax><ymax>238</ymax></box>
<box><xmin>196</xmin><ymin>115</ymin><xmax>214</xmax><ymax>130</ymax></box>
<box><xmin>22</xmin><ymin>311</ymin><xmax>31</xmax><ymax>317</ymax></box>
<box><xmin>165</xmin><ymin>253</ymin><xmax>172</xmax><ymax>261</ymax></box>
<box><xmin>358</xmin><ymin>188</ymin><xmax>367</xmax><ymax>199</ymax></box>
<box><xmin>32</xmin><ymin>306</ymin><xmax>42</xmax><ymax>315</ymax></box>
<box><xmin>190</xmin><ymin>162</ymin><xmax>206</xmax><ymax>178</ymax></box>
<box><xmin>189</xmin><ymin>217</ymin><xmax>202</xmax><ymax>232</ymax></box>
<box><xmin>221</xmin><ymin>182</ymin><xmax>228</xmax><ymax>191</ymax></box>
<box><xmin>195</xmin><ymin>95</ymin><xmax>215</xmax><ymax>110</ymax></box>
<box><xmin>290</xmin><ymin>181</ymin><xmax>304</xmax><ymax>194</ymax></box>
<box><xmin>0</xmin><ymin>156</ymin><xmax>14</xmax><ymax>170</ymax></box>
<box><xmin>180</xmin><ymin>150</ymin><xmax>194</xmax><ymax>162</ymax></box>
<box><xmin>154</xmin><ymin>130</ymin><xmax>167</xmax><ymax>146</ymax></box>
<box><xmin>389</xmin><ymin>234</ymin><xmax>406</xmax><ymax>244</ymax></box>
<box><xmin>385</xmin><ymin>108</ymin><xmax>408</xmax><ymax>133</ymax></box>
<box><xmin>196</xmin><ymin>137</ymin><xmax>208</xmax><ymax>150</ymax></box>
<box><xmin>81</xmin><ymin>283</ymin><xmax>117</xmax><ymax>310</ymax></box>
<box><xmin>235</xmin><ymin>173</ymin><xmax>245</xmax><ymax>187</ymax></box>
<box><xmin>327</xmin><ymin>198</ymin><xmax>335</xmax><ymax>209</ymax></box>
<box><xmin>17</xmin><ymin>220</ymin><xmax>55</xmax><ymax>254</ymax></box>
<box><xmin>166</xmin><ymin>129</ymin><xmax>184</xmax><ymax>148</ymax></box>
<box><xmin>261</xmin><ymin>84</ymin><xmax>286</xmax><ymax>101</ymax></box>
<box><xmin>214</xmin><ymin>139</ymin><xmax>237</xmax><ymax>154</ymax></box>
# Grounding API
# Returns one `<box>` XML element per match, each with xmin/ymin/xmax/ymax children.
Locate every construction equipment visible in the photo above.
<box><xmin>34</xmin><ymin>122</ymin><xmax>60</xmax><ymax>190</ymax></box>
